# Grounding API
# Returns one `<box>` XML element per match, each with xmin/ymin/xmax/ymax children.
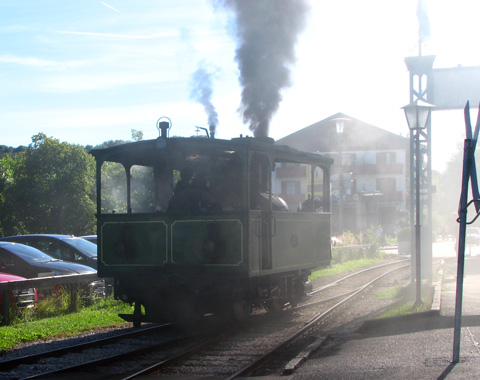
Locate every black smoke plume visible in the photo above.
<box><xmin>190</xmin><ymin>61</ymin><xmax>219</xmax><ymax>136</ymax></box>
<box><xmin>220</xmin><ymin>0</ymin><xmax>309</xmax><ymax>138</ymax></box>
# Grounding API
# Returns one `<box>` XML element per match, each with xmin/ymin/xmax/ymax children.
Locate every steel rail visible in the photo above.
<box><xmin>117</xmin><ymin>263</ymin><xmax>409</xmax><ymax>380</ymax></box>
<box><xmin>16</xmin><ymin>261</ymin><xmax>409</xmax><ymax>379</ymax></box>
<box><xmin>0</xmin><ymin>324</ymin><xmax>169</xmax><ymax>372</ymax></box>
<box><xmin>309</xmin><ymin>259</ymin><xmax>409</xmax><ymax>295</ymax></box>
<box><xmin>21</xmin><ymin>327</ymin><xmax>217</xmax><ymax>380</ymax></box>
<box><xmin>226</xmin><ymin>263</ymin><xmax>410</xmax><ymax>379</ymax></box>
<box><xmin>120</xmin><ymin>329</ymin><xmax>238</xmax><ymax>380</ymax></box>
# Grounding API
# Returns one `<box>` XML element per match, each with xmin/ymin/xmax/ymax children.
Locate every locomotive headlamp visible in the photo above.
<box><xmin>402</xmin><ymin>99</ymin><xmax>434</xmax><ymax>130</ymax></box>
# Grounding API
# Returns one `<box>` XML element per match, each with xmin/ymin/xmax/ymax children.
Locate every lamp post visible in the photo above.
<box><xmin>402</xmin><ymin>99</ymin><xmax>435</xmax><ymax>307</ymax></box>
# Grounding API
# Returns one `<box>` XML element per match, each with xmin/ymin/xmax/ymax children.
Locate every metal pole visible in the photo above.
<box><xmin>414</xmin><ymin>128</ymin><xmax>422</xmax><ymax>307</ymax></box>
<box><xmin>409</xmin><ymin>127</ymin><xmax>416</xmax><ymax>286</ymax></box>
<box><xmin>452</xmin><ymin>138</ymin><xmax>471</xmax><ymax>363</ymax></box>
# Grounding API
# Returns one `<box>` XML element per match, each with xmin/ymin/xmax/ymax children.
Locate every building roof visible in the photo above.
<box><xmin>275</xmin><ymin>113</ymin><xmax>408</xmax><ymax>153</ymax></box>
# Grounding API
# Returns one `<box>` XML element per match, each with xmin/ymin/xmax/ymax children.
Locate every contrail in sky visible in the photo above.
<box><xmin>100</xmin><ymin>1</ymin><xmax>121</xmax><ymax>13</ymax></box>
<box><xmin>59</xmin><ymin>31</ymin><xmax>156</xmax><ymax>39</ymax></box>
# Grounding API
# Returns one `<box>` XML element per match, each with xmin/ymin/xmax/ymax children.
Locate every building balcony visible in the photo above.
<box><xmin>345</xmin><ymin>162</ymin><xmax>404</xmax><ymax>175</ymax></box>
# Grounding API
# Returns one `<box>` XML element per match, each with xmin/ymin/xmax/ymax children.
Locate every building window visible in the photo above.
<box><xmin>282</xmin><ymin>181</ymin><xmax>298</xmax><ymax>195</ymax></box>
<box><xmin>377</xmin><ymin>152</ymin><xmax>396</xmax><ymax>165</ymax></box>
<box><xmin>376</xmin><ymin>178</ymin><xmax>396</xmax><ymax>194</ymax></box>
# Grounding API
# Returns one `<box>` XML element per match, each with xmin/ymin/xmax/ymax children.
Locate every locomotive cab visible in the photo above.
<box><xmin>92</xmin><ymin>132</ymin><xmax>332</xmax><ymax>326</ymax></box>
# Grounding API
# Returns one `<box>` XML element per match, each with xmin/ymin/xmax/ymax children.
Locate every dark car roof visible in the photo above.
<box><xmin>1</xmin><ymin>234</ymin><xmax>74</xmax><ymax>239</ymax></box>
<box><xmin>0</xmin><ymin>235</ymin><xmax>97</xmax><ymax>257</ymax></box>
<box><xmin>0</xmin><ymin>242</ymin><xmax>95</xmax><ymax>274</ymax></box>
<box><xmin>0</xmin><ymin>241</ymin><xmax>58</xmax><ymax>263</ymax></box>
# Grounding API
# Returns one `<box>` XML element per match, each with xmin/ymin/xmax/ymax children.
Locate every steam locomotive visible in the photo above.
<box><xmin>91</xmin><ymin>121</ymin><xmax>333</xmax><ymax>326</ymax></box>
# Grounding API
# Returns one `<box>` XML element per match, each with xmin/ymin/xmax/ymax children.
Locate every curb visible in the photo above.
<box><xmin>283</xmin><ymin>336</ymin><xmax>328</xmax><ymax>375</ymax></box>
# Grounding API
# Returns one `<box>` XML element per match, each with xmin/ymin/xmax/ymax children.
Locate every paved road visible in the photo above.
<box><xmin>291</xmin><ymin>240</ymin><xmax>480</xmax><ymax>379</ymax></box>
<box><xmin>432</xmin><ymin>240</ymin><xmax>480</xmax><ymax>258</ymax></box>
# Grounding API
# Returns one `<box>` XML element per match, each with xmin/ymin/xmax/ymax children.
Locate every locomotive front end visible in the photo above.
<box><xmin>91</xmin><ymin>124</ymin><xmax>333</xmax><ymax>327</ymax></box>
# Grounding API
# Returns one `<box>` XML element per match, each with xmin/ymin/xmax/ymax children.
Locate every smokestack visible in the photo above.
<box><xmin>220</xmin><ymin>0</ymin><xmax>309</xmax><ymax>138</ymax></box>
<box><xmin>190</xmin><ymin>61</ymin><xmax>219</xmax><ymax>137</ymax></box>
<box><xmin>158</xmin><ymin>121</ymin><xmax>169</xmax><ymax>139</ymax></box>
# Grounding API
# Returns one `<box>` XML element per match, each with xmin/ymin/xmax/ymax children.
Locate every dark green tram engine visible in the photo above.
<box><xmin>92</xmin><ymin>126</ymin><xmax>333</xmax><ymax>326</ymax></box>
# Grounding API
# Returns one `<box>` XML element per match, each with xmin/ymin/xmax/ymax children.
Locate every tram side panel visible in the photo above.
<box><xmin>271</xmin><ymin>212</ymin><xmax>331</xmax><ymax>272</ymax></box>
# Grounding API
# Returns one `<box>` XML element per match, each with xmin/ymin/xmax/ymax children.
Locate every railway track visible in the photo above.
<box><xmin>0</xmin><ymin>323</ymin><xmax>199</xmax><ymax>380</ymax></box>
<box><xmin>128</xmin><ymin>259</ymin><xmax>409</xmax><ymax>379</ymax></box>
<box><xmin>0</xmin><ymin>259</ymin><xmax>409</xmax><ymax>379</ymax></box>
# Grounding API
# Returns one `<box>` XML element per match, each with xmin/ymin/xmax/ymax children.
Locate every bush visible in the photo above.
<box><xmin>35</xmin><ymin>287</ymin><xmax>71</xmax><ymax>318</ymax></box>
<box><xmin>397</xmin><ymin>227</ymin><xmax>411</xmax><ymax>241</ymax></box>
<box><xmin>331</xmin><ymin>227</ymin><xmax>382</xmax><ymax>263</ymax></box>
<box><xmin>35</xmin><ymin>284</ymin><xmax>96</xmax><ymax>319</ymax></box>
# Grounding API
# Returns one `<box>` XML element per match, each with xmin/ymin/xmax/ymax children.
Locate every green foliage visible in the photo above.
<box><xmin>0</xmin><ymin>296</ymin><xmax>131</xmax><ymax>352</ymax></box>
<box><xmin>100</xmin><ymin>162</ymin><xmax>128</xmax><ymax>213</ymax></box>
<box><xmin>373</xmin><ymin>284</ymin><xmax>404</xmax><ymax>300</ymax></box>
<box><xmin>378</xmin><ymin>299</ymin><xmax>430</xmax><ymax>318</ymax></box>
<box><xmin>432</xmin><ymin>141</ymin><xmax>471</xmax><ymax>239</ymax></box>
<box><xmin>331</xmin><ymin>228</ymin><xmax>381</xmax><ymax>263</ymax></box>
<box><xmin>100</xmin><ymin>162</ymin><xmax>155</xmax><ymax>214</ymax></box>
<box><xmin>0</xmin><ymin>133</ymin><xmax>96</xmax><ymax>235</ymax></box>
<box><xmin>131</xmin><ymin>129</ymin><xmax>144</xmax><ymax>141</ymax></box>
<box><xmin>396</xmin><ymin>227</ymin><xmax>410</xmax><ymax>241</ymax></box>
<box><xmin>35</xmin><ymin>288</ymin><xmax>71</xmax><ymax>318</ymax></box>
<box><xmin>335</xmin><ymin>230</ymin><xmax>359</xmax><ymax>245</ymax></box>
<box><xmin>310</xmin><ymin>258</ymin><xmax>379</xmax><ymax>281</ymax></box>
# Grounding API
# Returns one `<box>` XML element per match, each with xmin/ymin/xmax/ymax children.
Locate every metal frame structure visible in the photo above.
<box><xmin>404</xmin><ymin>55</ymin><xmax>435</xmax><ymax>282</ymax></box>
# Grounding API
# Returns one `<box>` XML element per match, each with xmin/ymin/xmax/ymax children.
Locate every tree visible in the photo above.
<box><xmin>0</xmin><ymin>155</ymin><xmax>26</xmax><ymax>235</ymax></box>
<box><xmin>433</xmin><ymin>140</ymin><xmax>480</xmax><ymax>238</ymax></box>
<box><xmin>131</xmin><ymin>129</ymin><xmax>143</xmax><ymax>141</ymax></box>
<box><xmin>5</xmin><ymin>133</ymin><xmax>96</xmax><ymax>235</ymax></box>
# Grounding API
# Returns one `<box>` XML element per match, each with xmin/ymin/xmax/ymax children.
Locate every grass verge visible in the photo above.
<box><xmin>376</xmin><ymin>283</ymin><xmax>433</xmax><ymax>319</ymax></box>
<box><xmin>0</xmin><ymin>297</ymin><xmax>132</xmax><ymax>352</ymax></box>
<box><xmin>378</xmin><ymin>299</ymin><xmax>432</xmax><ymax>318</ymax></box>
<box><xmin>309</xmin><ymin>258</ymin><xmax>380</xmax><ymax>281</ymax></box>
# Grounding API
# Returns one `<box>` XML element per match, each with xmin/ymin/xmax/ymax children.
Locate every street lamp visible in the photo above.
<box><xmin>402</xmin><ymin>100</ymin><xmax>434</xmax><ymax>131</ymax></box>
<box><xmin>402</xmin><ymin>99</ymin><xmax>435</xmax><ymax>307</ymax></box>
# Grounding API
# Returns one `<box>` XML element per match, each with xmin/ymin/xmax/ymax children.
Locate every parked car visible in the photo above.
<box><xmin>0</xmin><ymin>235</ymin><xmax>98</xmax><ymax>269</ymax></box>
<box><xmin>0</xmin><ymin>242</ymin><xmax>104</xmax><ymax>298</ymax></box>
<box><xmin>0</xmin><ymin>272</ymin><xmax>36</xmax><ymax>312</ymax></box>
<box><xmin>80</xmin><ymin>235</ymin><xmax>97</xmax><ymax>245</ymax></box>
<box><xmin>0</xmin><ymin>241</ymin><xmax>96</xmax><ymax>277</ymax></box>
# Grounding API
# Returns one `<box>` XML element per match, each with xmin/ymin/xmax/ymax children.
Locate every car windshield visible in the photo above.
<box><xmin>2</xmin><ymin>243</ymin><xmax>58</xmax><ymax>263</ymax></box>
<box><xmin>61</xmin><ymin>238</ymin><xmax>97</xmax><ymax>258</ymax></box>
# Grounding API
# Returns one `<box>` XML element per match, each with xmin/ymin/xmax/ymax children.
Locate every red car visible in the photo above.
<box><xmin>0</xmin><ymin>272</ymin><xmax>37</xmax><ymax>312</ymax></box>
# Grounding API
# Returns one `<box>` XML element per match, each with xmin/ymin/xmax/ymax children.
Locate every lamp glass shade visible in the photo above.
<box><xmin>402</xmin><ymin>100</ymin><xmax>435</xmax><ymax>130</ymax></box>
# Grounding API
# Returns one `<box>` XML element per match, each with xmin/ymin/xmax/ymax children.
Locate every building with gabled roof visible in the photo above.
<box><xmin>274</xmin><ymin>112</ymin><xmax>409</xmax><ymax>235</ymax></box>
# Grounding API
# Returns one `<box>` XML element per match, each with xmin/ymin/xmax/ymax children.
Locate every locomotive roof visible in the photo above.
<box><xmin>90</xmin><ymin>136</ymin><xmax>333</xmax><ymax>168</ymax></box>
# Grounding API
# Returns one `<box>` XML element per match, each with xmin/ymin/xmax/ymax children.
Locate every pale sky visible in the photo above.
<box><xmin>1</xmin><ymin>0</ymin><xmax>480</xmax><ymax>172</ymax></box>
